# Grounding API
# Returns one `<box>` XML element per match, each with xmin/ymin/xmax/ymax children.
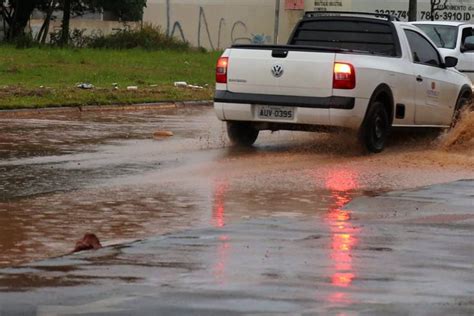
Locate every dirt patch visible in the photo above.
<box><xmin>0</xmin><ymin>86</ymin><xmax>50</xmax><ymax>98</ymax></box>
<box><xmin>3</xmin><ymin>66</ymin><xmax>20</xmax><ymax>74</ymax></box>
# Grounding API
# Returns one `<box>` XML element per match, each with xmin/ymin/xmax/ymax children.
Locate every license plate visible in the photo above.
<box><xmin>256</xmin><ymin>105</ymin><xmax>295</xmax><ymax>120</ymax></box>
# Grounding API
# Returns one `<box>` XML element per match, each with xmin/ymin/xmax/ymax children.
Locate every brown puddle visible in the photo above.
<box><xmin>0</xmin><ymin>107</ymin><xmax>473</xmax><ymax>269</ymax></box>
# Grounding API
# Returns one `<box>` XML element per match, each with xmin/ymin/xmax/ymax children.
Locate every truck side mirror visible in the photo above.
<box><xmin>444</xmin><ymin>56</ymin><xmax>458</xmax><ymax>68</ymax></box>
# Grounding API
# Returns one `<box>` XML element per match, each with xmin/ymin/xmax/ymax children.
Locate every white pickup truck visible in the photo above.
<box><xmin>214</xmin><ymin>12</ymin><xmax>472</xmax><ymax>153</ymax></box>
<box><xmin>412</xmin><ymin>21</ymin><xmax>474</xmax><ymax>84</ymax></box>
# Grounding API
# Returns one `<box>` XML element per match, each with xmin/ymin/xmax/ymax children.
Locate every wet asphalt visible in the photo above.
<box><xmin>0</xmin><ymin>105</ymin><xmax>473</xmax><ymax>315</ymax></box>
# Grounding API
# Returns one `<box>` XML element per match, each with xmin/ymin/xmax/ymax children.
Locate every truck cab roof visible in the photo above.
<box><xmin>411</xmin><ymin>21</ymin><xmax>472</xmax><ymax>27</ymax></box>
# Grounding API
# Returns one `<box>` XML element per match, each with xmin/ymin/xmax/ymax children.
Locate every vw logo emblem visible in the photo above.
<box><xmin>271</xmin><ymin>64</ymin><xmax>284</xmax><ymax>78</ymax></box>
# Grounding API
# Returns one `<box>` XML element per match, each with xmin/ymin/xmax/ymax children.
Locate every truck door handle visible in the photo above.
<box><xmin>416</xmin><ymin>75</ymin><xmax>423</xmax><ymax>82</ymax></box>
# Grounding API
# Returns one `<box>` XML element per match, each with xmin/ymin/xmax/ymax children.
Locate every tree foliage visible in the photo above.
<box><xmin>1</xmin><ymin>0</ymin><xmax>147</xmax><ymax>42</ymax></box>
<box><xmin>1</xmin><ymin>0</ymin><xmax>49</xmax><ymax>40</ymax></box>
<box><xmin>100</xmin><ymin>0</ymin><xmax>147</xmax><ymax>22</ymax></box>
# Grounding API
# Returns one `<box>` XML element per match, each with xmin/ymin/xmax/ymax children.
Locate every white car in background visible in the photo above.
<box><xmin>214</xmin><ymin>12</ymin><xmax>473</xmax><ymax>153</ymax></box>
<box><xmin>412</xmin><ymin>21</ymin><xmax>474</xmax><ymax>85</ymax></box>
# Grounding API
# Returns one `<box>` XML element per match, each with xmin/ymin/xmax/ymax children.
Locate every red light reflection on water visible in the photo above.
<box><xmin>212</xmin><ymin>180</ymin><xmax>229</xmax><ymax>228</ymax></box>
<box><xmin>326</xmin><ymin>169</ymin><xmax>359</xmax><ymax>193</ymax></box>
<box><xmin>324</xmin><ymin>168</ymin><xmax>360</xmax><ymax>302</ymax></box>
<box><xmin>211</xmin><ymin>180</ymin><xmax>231</xmax><ymax>284</ymax></box>
<box><xmin>213</xmin><ymin>234</ymin><xmax>231</xmax><ymax>284</ymax></box>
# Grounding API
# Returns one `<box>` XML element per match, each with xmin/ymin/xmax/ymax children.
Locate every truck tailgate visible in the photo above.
<box><xmin>227</xmin><ymin>48</ymin><xmax>335</xmax><ymax>97</ymax></box>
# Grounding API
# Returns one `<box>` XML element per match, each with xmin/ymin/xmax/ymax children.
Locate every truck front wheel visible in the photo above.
<box><xmin>359</xmin><ymin>101</ymin><xmax>390</xmax><ymax>153</ymax></box>
<box><xmin>227</xmin><ymin>122</ymin><xmax>259</xmax><ymax>147</ymax></box>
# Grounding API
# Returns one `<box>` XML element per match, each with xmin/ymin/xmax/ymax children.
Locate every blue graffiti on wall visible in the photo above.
<box><xmin>250</xmin><ymin>34</ymin><xmax>272</xmax><ymax>44</ymax></box>
<box><xmin>165</xmin><ymin>0</ymin><xmax>271</xmax><ymax>49</ymax></box>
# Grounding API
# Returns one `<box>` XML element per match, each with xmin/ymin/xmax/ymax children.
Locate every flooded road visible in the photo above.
<box><xmin>0</xmin><ymin>106</ymin><xmax>473</xmax><ymax>268</ymax></box>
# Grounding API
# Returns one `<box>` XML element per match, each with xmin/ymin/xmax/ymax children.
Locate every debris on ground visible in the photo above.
<box><xmin>73</xmin><ymin>233</ymin><xmax>102</xmax><ymax>253</ymax></box>
<box><xmin>127</xmin><ymin>86</ymin><xmax>138</xmax><ymax>91</ymax></box>
<box><xmin>174</xmin><ymin>81</ymin><xmax>188</xmax><ymax>88</ymax></box>
<box><xmin>174</xmin><ymin>81</ymin><xmax>204</xmax><ymax>89</ymax></box>
<box><xmin>187</xmin><ymin>85</ymin><xmax>204</xmax><ymax>90</ymax></box>
<box><xmin>153</xmin><ymin>130</ymin><xmax>174</xmax><ymax>138</ymax></box>
<box><xmin>76</xmin><ymin>83</ymin><xmax>94</xmax><ymax>90</ymax></box>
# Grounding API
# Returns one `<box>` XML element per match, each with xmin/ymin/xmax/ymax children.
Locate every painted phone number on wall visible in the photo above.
<box><xmin>375</xmin><ymin>10</ymin><xmax>472</xmax><ymax>21</ymax></box>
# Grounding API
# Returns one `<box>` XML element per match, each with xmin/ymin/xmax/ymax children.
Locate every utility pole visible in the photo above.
<box><xmin>274</xmin><ymin>0</ymin><xmax>280</xmax><ymax>44</ymax></box>
<box><xmin>408</xmin><ymin>0</ymin><xmax>417</xmax><ymax>21</ymax></box>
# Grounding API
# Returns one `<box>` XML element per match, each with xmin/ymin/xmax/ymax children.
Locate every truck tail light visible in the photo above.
<box><xmin>216</xmin><ymin>57</ymin><xmax>229</xmax><ymax>83</ymax></box>
<box><xmin>333</xmin><ymin>62</ymin><xmax>356</xmax><ymax>89</ymax></box>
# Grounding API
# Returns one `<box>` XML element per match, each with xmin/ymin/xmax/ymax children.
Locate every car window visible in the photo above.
<box><xmin>461</xmin><ymin>27</ymin><xmax>473</xmax><ymax>40</ymax></box>
<box><xmin>415</xmin><ymin>24</ymin><xmax>458</xmax><ymax>49</ymax></box>
<box><xmin>462</xmin><ymin>28</ymin><xmax>474</xmax><ymax>51</ymax></box>
<box><xmin>466</xmin><ymin>36</ymin><xmax>474</xmax><ymax>45</ymax></box>
<box><xmin>404</xmin><ymin>29</ymin><xmax>441</xmax><ymax>67</ymax></box>
<box><xmin>290</xmin><ymin>19</ymin><xmax>400</xmax><ymax>57</ymax></box>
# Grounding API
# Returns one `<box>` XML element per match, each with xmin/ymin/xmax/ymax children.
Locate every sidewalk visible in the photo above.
<box><xmin>0</xmin><ymin>180</ymin><xmax>473</xmax><ymax>315</ymax></box>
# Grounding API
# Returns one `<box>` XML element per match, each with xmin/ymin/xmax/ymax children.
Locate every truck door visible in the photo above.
<box><xmin>404</xmin><ymin>29</ymin><xmax>458</xmax><ymax>126</ymax></box>
<box><xmin>459</xmin><ymin>26</ymin><xmax>474</xmax><ymax>83</ymax></box>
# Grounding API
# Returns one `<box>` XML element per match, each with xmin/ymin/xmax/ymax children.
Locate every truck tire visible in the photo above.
<box><xmin>227</xmin><ymin>122</ymin><xmax>259</xmax><ymax>147</ymax></box>
<box><xmin>359</xmin><ymin>101</ymin><xmax>390</xmax><ymax>153</ymax></box>
<box><xmin>452</xmin><ymin>96</ymin><xmax>471</xmax><ymax>127</ymax></box>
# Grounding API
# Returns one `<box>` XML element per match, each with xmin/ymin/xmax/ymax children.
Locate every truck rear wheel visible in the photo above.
<box><xmin>227</xmin><ymin>122</ymin><xmax>259</xmax><ymax>147</ymax></box>
<box><xmin>359</xmin><ymin>101</ymin><xmax>390</xmax><ymax>153</ymax></box>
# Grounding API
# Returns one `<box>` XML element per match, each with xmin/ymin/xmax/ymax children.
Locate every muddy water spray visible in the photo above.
<box><xmin>439</xmin><ymin>110</ymin><xmax>474</xmax><ymax>153</ymax></box>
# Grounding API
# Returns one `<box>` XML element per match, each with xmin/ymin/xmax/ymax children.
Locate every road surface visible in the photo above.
<box><xmin>0</xmin><ymin>105</ymin><xmax>473</xmax><ymax>314</ymax></box>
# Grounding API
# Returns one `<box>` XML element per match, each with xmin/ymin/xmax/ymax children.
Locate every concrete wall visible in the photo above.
<box><xmin>144</xmin><ymin>0</ymin><xmax>474</xmax><ymax>50</ymax></box>
<box><xmin>143</xmin><ymin>0</ymin><xmax>304</xmax><ymax>50</ymax></box>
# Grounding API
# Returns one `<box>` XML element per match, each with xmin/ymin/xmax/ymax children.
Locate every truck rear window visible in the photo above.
<box><xmin>290</xmin><ymin>19</ymin><xmax>400</xmax><ymax>57</ymax></box>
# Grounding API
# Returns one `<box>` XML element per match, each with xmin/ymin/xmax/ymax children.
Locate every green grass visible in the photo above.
<box><xmin>0</xmin><ymin>46</ymin><xmax>221</xmax><ymax>109</ymax></box>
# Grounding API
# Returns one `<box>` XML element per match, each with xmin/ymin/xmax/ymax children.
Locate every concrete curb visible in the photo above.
<box><xmin>0</xmin><ymin>100</ymin><xmax>213</xmax><ymax>117</ymax></box>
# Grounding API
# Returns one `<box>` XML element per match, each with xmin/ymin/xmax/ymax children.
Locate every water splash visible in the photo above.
<box><xmin>439</xmin><ymin>109</ymin><xmax>474</xmax><ymax>153</ymax></box>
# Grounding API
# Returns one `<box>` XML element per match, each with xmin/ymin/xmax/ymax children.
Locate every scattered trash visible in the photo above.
<box><xmin>76</xmin><ymin>83</ymin><xmax>94</xmax><ymax>90</ymax></box>
<box><xmin>174</xmin><ymin>81</ymin><xmax>188</xmax><ymax>88</ymax></box>
<box><xmin>188</xmin><ymin>85</ymin><xmax>204</xmax><ymax>90</ymax></box>
<box><xmin>150</xmin><ymin>84</ymin><xmax>158</xmax><ymax>88</ymax></box>
<box><xmin>174</xmin><ymin>81</ymin><xmax>205</xmax><ymax>89</ymax></box>
<box><xmin>153</xmin><ymin>130</ymin><xmax>174</xmax><ymax>138</ymax></box>
<box><xmin>127</xmin><ymin>86</ymin><xmax>138</xmax><ymax>90</ymax></box>
<box><xmin>73</xmin><ymin>233</ymin><xmax>102</xmax><ymax>253</ymax></box>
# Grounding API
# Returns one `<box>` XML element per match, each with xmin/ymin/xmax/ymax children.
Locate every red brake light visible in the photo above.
<box><xmin>216</xmin><ymin>57</ymin><xmax>229</xmax><ymax>84</ymax></box>
<box><xmin>333</xmin><ymin>62</ymin><xmax>356</xmax><ymax>89</ymax></box>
